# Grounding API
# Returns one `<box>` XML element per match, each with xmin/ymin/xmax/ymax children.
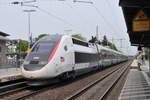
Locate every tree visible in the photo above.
<box><xmin>72</xmin><ymin>34</ymin><xmax>86</xmax><ymax>41</ymax></box>
<box><xmin>89</xmin><ymin>36</ymin><xmax>101</xmax><ymax>44</ymax></box>
<box><xmin>101</xmin><ymin>35</ymin><xmax>118</xmax><ymax>51</ymax></box>
<box><xmin>35</xmin><ymin>34</ymin><xmax>49</xmax><ymax>41</ymax></box>
<box><xmin>102</xmin><ymin>35</ymin><xmax>108</xmax><ymax>46</ymax></box>
<box><xmin>16</xmin><ymin>40</ymin><xmax>28</xmax><ymax>52</ymax></box>
<box><xmin>89</xmin><ymin>36</ymin><xmax>97</xmax><ymax>43</ymax></box>
<box><xmin>108</xmin><ymin>42</ymin><xmax>118</xmax><ymax>51</ymax></box>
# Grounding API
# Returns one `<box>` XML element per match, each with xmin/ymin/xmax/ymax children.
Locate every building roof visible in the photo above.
<box><xmin>0</xmin><ymin>31</ymin><xmax>10</xmax><ymax>37</ymax></box>
<box><xmin>0</xmin><ymin>36</ymin><xmax>9</xmax><ymax>41</ymax></box>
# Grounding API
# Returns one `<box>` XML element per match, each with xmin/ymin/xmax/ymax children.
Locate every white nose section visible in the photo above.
<box><xmin>22</xmin><ymin>66</ymin><xmax>49</xmax><ymax>79</ymax></box>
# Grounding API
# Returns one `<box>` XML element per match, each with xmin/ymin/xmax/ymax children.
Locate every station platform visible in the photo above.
<box><xmin>0</xmin><ymin>67</ymin><xmax>22</xmax><ymax>82</ymax></box>
<box><xmin>119</xmin><ymin>60</ymin><xmax>150</xmax><ymax>100</ymax></box>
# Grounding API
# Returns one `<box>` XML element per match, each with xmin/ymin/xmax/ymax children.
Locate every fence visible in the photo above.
<box><xmin>0</xmin><ymin>53</ymin><xmax>25</xmax><ymax>69</ymax></box>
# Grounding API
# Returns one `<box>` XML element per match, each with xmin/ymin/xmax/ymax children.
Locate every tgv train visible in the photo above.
<box><xmin>21</xmin><ymin>35</ymin><xmax>128</xmax><ymax>85</ymax></box>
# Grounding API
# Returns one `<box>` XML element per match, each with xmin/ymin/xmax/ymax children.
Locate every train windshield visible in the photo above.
<box><xmin>23</xmin><ymin>35</ymin><xmax>62</xmax><ymax>71</ymax></box>
<box><xmin>31</xmin><ymin>42</ymin><xmax>55</xmax><ymax>53</ymax></box>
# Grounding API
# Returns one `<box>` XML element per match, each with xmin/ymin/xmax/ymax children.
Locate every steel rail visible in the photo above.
<box><xmin>11</xmin><ymin>84</ymin><xmax>59</xmax><ymax>100</ymax></box>
<box><xmin>98</xmin><ymin>63</ymin><xmax>130</xmax><ymax>100</ymax></box>
<box><xmin>0</xmin><ymin>78</ymin><xmax>25</xmax><ymax>87</ymax></box>
<box><xmin>65</xmin><ymin>61</ymin><xmax>131</xmax><ymax>100</ymax></box>
<box><xmin>0</xmin><ymin>81</ymin><xmax>27</xmax><ymax>90</ymax></box>
<box><xmin>0</xmin><ymin>85</ymin><xmax>31</xmax><ymax>97</ymax></box>
<box><xmin>0</xmin><ymin>84</ymin><xmax>57</xmax><ymax>100</ymax></box>
<box><xmin>0</xmin><ymin>61</ymin><xmax>132</xmax><ymax>100</ymax></box>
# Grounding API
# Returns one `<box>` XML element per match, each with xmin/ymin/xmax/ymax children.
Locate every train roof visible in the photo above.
<box><xmin>39</xmin><ymin>34</ymin><xmax>62</xmax><ymax>42</ymax></box>
<box><xmin>98</xmin><ymin>45</ymin><xmax>122</xmax><ymax>55</ymax></box>
<box><xmin>39</xmin><ymin>35</ymin><xmax>127</xmax><ymax>56</ymax></box>
<box><xmin>70</xmin><ymin>35</ymin><xmax>127</xmax><ymax>56</ymax></box>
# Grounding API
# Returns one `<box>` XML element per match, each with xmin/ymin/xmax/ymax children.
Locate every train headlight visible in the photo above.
<box><xmin>39</xmin><ymin>61</ymin><xmax>47</xmax><ymax>65</ymax></box>
<box><xmin>24</xmin><ymin>61</ymin><xmax>30</xmax><ymax>64</ymax></box>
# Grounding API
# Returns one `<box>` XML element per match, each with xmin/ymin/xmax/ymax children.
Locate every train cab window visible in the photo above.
<box><xmin>31</xmin><ymin>42</ymin><xmax>56</xmax><ymax>53</ymax></box>
<box><xmin>31</xmin><ymin>35</ymin><xmax>62</xmax><ymax>53</ymax></box>
<box><xmin>72</xmin><ymin>38</ymin><xmax>88</xmax><ymax>47</ymax></box>
<box><xmin>24</xmin><ymin>35</ymin><xmax>62</xmax><ymax>71</ymax></box>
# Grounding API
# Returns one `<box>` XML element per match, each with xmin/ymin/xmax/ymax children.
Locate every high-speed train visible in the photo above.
<box><xmin>21</xmin><ymin>35</ymin><xmax>128</xmax><ymax>85</ymax></box>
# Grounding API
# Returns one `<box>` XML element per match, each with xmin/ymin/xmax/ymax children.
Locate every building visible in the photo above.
<box><xmin>0</xmin><ymin>31</ymin><xmax>9</xmax><ymax>65</ymax></box>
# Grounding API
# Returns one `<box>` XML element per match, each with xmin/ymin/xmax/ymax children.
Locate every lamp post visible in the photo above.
<box><xmin>23</xmin><ymin>10</ymin><xmax>36</xmax><ymax>48</ymax></box>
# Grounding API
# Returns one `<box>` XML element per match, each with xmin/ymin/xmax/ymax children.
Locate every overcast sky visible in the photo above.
<box><xmin>0</xmin><ymin>0</ymin><xmax>137</xmax><ymax>55</ymax></box>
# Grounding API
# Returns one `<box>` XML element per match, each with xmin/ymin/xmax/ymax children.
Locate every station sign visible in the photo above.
<box><xmin>133</xmin><ymin>10</ymin><xmax>150</xmax><ymax>32</ymax></box>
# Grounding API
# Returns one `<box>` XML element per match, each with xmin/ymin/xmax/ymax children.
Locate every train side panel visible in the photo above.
<box><xmin>46</xmin><ymin>36</ymin><xmax>75</xmax><ymax>77</ymax></box>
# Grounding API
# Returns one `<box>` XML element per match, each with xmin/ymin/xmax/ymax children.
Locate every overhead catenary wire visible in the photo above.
<box><xmin>104</xmin><ymin>0</ymin><xmax>124</xmax><ymax>34</ymax></box>
<box><xmin>72</xmin><ymin>0</ymin><xmax>114</xmax><ymax>39</ymax></box>
<box><xmin>38</xmin><ymin>0</ymin><xmax>113</xmax><ymax>36</ymax></box>
<box><xmin>10</xmin><ymin>0</ymin><xmax>72</xmax><ymax>26</ymax></box>
<box><xmin>37</xmin><ymin>6</ymin><xmax>84</xmax><ymax>33</ymax></box>
<box><xmin>104</xmin><ymin>0</ymin><xmax>129</xmax><ymax>51</ymax></box>
<box><xmin>43</xmin><ymin>0</ymin><xmax>124</xmax><ymax>39</ymax></box>
<box><xmin>90</xmin><ymin>0</ymin><xmax>122</xmax><ymax>37</ymax></box>
<box><xmin>37</xmin><ymin>6</ymin><xmax>74</xmax><ymax>27</ymax></box>
<box><xmin>35</xmin><ymin>0</ymin><xmax>122</xmax><ymax>38</ymax></box>
<box><xmin>92</xmin><ymin>4</ymin><xmax>120</xmax><ymax>36</ymax></box>
<box><xmin>89</xmin><ymin>0</ymin><xmax>126</xmax><ymax>51</ymax></box>
<box><xmin>11</xmin><ymin>0</ymin><xmax>124</xmax><ymax>39</ymax></box>
<box><xmin>11</xmin><ymin>0</ymin><xmax>84</xmax><ymax>34</ymax></box>
<box><xmin>65</xmin><ymin>1</ymin><xmax>91</xmax><ymax>31</ymax></box>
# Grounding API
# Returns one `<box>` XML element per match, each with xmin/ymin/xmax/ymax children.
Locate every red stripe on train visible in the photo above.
<box><xmin>47</xmin><ymin>40</ymin><xmax>61</xmax><ymax>62</ymax></box>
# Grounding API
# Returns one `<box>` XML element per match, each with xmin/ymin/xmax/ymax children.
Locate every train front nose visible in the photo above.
<box><xmin>22</xmin><ymin>63</ymin><xmax>57</xmax><ymax>79</ymax></box>
<box><xmin>22</xmin><ymin>65</ymin><xmax>48</xmax><ymax>79</ymax></box>
<box><xmin>21</xmin><ymin>56</ymin><xmax>50</xmax><ymax>79</ymax></box>
<box><xmin>21</xmin><ymin>35</ymin><xmax>62</xmax><ymax>79</ymax></box>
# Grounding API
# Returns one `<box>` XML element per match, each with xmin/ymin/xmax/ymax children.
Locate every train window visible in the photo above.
<box><xmin>72</xmin><ymin>38</ymin><xmax>88</xmax><ymax>47</ymax></box>
<box><xmin>75</xmin><ymin>52</ymin><xmax>99</xmax><ymax>63</ymax></box>
<box><xmin>30</xmin><ymin>61</ymin><xmax>39</xmax><ymax>64</ymax></box>
<box><xmin>31</xmin><ymin>42</ymin><xmax>56</xmax><ymax>53</ymax></box>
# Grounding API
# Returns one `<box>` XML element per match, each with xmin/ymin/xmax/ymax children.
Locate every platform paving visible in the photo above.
<box><xmin>119</xmin><ymin>60</ymin><xmax>150</xmax><ymax>100</ymax></box>
<box><xmin>0</xmin><ymin>67</ymin><xmax>21</xmax><ymax>82</ymax></box>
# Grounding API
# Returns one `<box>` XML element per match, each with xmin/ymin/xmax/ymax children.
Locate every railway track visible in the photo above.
<box><xmin>0</xmin><ymin>79</ymin><xmax>61</xmax><ymax>100</ymax></box>
<box><xmin>0</xmin><ymin>79</ymin><xmax>29</xmax><ymax>99</ymax></box>
<box><xmin>18</xmin><ymin>61</ymin><xmax>131</xmax><ymax>100</ymax></box>
<box><xmin>2</xmin><ymin>86</ymin><xmax>42</xmax><ymax>100</ymax></box>
<box><xmin>0</xmin><ymin>78</ymin><xmax>27</xmax><ymax>96</ymax></box>
<box><xmin>98</xmin><ymin>63</ymin><xmax>130</xmax><ymax>100</ymax></box>
<box><xmin>0</xmin><ymin>61</ymin><xmax>131</xmax><ymax>100</ymax></box>
<box><xmin>0</xmin><ymin>81</ymin><xmax>57</xmax><ymax>100</ymax></box>
<box><xmin>0</xmin><ymin>78</ymin><xmax>25</xmax><ymax>87</ymax></box>
<box><xmin>65</xmin><ymin>61</ymin><xmax>131</xmax><ymax>100</ymax></box>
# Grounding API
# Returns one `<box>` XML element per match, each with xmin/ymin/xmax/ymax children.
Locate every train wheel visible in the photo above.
<box><xmin>59</xmin><ymin>72</ymin><xmax>69</xmax><ymax>80</ymax></box>
<box><xmin>60</xmin><ymin>71</ymin><xmax>76</xmax><ymax>80</ymax></box>
<box><xmin>71</xmin><ymin>71</ymin><xmax>76</xmax><ymax>79</ymax></box>
<box><xmin>64</xmin><ymin>72</ymin><xmax>70</xmax><ymax>79</ymax></box>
